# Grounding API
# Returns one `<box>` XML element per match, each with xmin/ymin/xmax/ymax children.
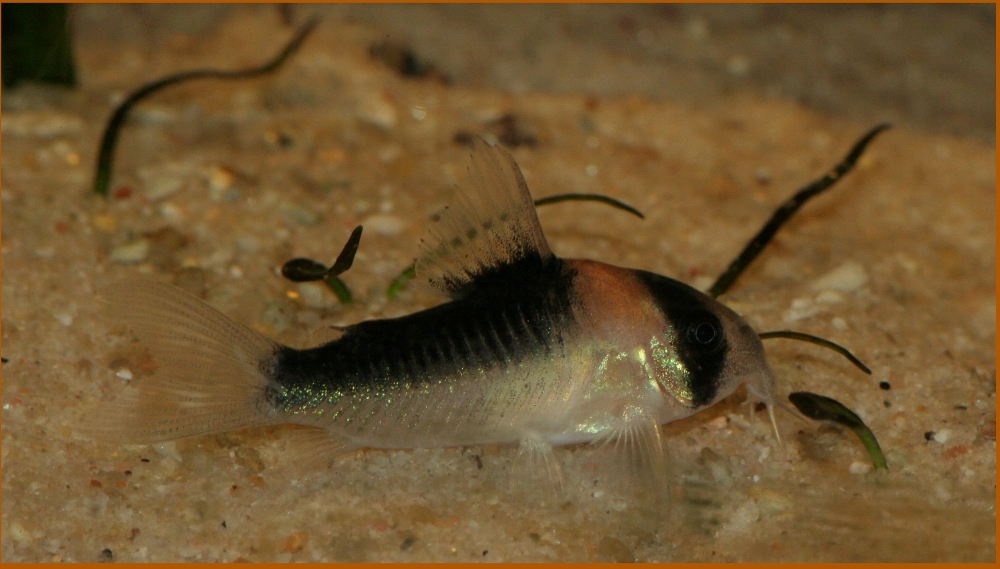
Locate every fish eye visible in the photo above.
<box><xmin>686</xmin><ymin>320</ymin><xmax>722</xmax><ymax>350</ymax></box>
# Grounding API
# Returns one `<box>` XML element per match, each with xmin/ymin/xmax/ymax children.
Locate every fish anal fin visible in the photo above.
<box><xmin>415</xmin><ymin>138</ymin><xmax>555</xmax><ymax>299</ymax></box>
<box><xmin>283</xmin><ymin>426</ymin><xmax>355</xmax><ymax>473</ymax></box>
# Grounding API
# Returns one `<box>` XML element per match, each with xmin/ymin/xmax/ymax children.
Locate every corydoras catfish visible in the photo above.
<box><xmin>89</xmin><ymin>136</ymin><xmax>876</xmax><ymax>491</ymax></box>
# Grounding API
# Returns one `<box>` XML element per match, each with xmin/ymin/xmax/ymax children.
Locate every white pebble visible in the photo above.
<box><xmin>297</xmin><ymin>282</ymin><xmax>333</xmax><ymax>309</ymax></box>
<box><xmin>784</xmin><ymin>297</ymin><xmax>819</xmax><ymax>322</ymax></box>
<box><xmin>932</xmin><ymin>429</ymin><xmax>952</xmax><ymax>444</ymax></box>
<box><xmin>146</xmin><ymin>176</ymin><xmax>184</xmax><ymax>201</ymax></box>
<box><xmin>849</xmin><ymin>461</ymin><xmax>872</xmax><ymax>475</ymax></box>
<box><xmin>810</xmin><ymin>261</ymin><xmax>868</xmax><ymax>293</ymax></box>
<box><xmin>138</xmin><ymin>162</ymin><xmax>198</xmax><ymax>201</ymax></box>
<box><xmin>110</xmin><ymin>239</ymin><xmax>150</xmax><ymax>263</ymax></box>
<box><xmin>7</xmin><ymin>521</ymin><xmax>33</xmax><ymax>544</ymax></box>
<box><xmin>758</xmin><ymin>446</ymin><xmax>771</xmax><ymax>463</ymax></box>
<box><xmin>153</xmin><ymin>441</ymin><xmax>182</xmax><ymax>462</ymax></box>
<box><xmin>159</xmin><ymin>202</ymin><xmax>185</xmax><ymax>223</ymax></box>
<box><xmin>357</xmin><ymin>93</ymin><xmax>398</xmax><ymax>130</ymax></box>
<box><xmin>706</xmin><ymin>415</ymin><xmax>729</xmax><ymax>429</ymax></box>
<box><xmin>53</xmin><ymin>312</ymin><xmax>73</xmax><ymax>327</ymax></box>
<box><xmin>831</xmin><ymin>317</ymin><xmax>849</xmax><ymax>331</ymax></box>
<box><xmin>115</xmin><ymin>368</ymin><xmax>133</xmax><ymax>381</ymax></box>
<box><xmin>815</xmin><ymin>290</ymin><xmax>844</xmax><ymax>304</ymax></box>
<box><xmin>363</xmin><ymin>214</ymin><xmax>406</xmax><ymax>236</ymax></box>
<box><xmin>724</xmin><ymin>499</ymin><xmax>760</xmax><ymax>533</ymax></box>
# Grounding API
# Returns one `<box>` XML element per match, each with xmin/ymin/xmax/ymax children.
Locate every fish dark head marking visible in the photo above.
<box><xmin>635</xmin><ymin>270</ymin><xmax>776</xmax><ymax>412</ymax></box>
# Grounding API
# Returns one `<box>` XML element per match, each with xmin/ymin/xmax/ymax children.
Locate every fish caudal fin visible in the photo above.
<box><xmin>83</xmin><ymin>279</ymin><xmax>282</xmax><ymax>443</ymax></box>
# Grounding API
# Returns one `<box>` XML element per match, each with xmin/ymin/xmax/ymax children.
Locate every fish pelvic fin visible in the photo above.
<box><xmin>415</xmin><ymin>137</ymin><xmax>556</xmax><ymax>299</ymax></box>
<box><xmin>82</xmin><ymin>279</ymin><xmax>283</xmax><ymax>443</ymax></box>
<box><xmin>592</xmin><ymin>404</ymin><xmax>672</xmax><ymax>509</ymax></box>
<box><xmin>510</xmin><ymin>437</ymin><xmax>564</xmax><ymax>504</ymax></box>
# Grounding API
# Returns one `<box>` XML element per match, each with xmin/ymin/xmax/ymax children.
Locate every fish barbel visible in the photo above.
<box><xmin>91</xmin><ymin>138</ymin><xmax>780</xmax><ymax>484</ymax></box>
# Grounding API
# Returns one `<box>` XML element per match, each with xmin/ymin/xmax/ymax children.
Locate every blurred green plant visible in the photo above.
<box><xmin>2</xmin><ymin>4</ymin><xmax>77</xmax><ymax>88</ymax></box>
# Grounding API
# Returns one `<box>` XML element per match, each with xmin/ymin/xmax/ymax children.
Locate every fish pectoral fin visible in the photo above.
<box><xmin>592</xmin><ymin>405</ymin><xmax>672</xmax><ymax>505</ymax></box>
<box><xmin>414</xmin><ymin>138</ymin><xmax>556</xmax><ymax>299</ymax></box>
<box><xmin>282</xmin><ymin>426</ymin><xmax>355</xmax><ymax>473</ymax></box>
<box><xmin>509</xmin><ymin>437</ymin><xmax>564</xmax><ymax>502</ymax></box>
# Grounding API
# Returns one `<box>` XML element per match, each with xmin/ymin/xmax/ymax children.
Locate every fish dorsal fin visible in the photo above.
<box><xmin>415</xmin><ymin>138</ymin><xmax>554</xmax><ymax>298</ymax></box>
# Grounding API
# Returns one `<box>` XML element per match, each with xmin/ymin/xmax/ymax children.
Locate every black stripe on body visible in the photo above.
<box><xmin>269</xmin><ymin>256</ymin><xmax>576</xmax><ymax>415</ymax></box>
<box><xmin>634</xmin><ymin>271</ymin><xmax>728</xmax><ymax>407</ymax></box>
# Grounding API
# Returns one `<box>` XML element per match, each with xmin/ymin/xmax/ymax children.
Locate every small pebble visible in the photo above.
<box><xmin>810</xmin><ymin>261</ymin><xmax>868</xmax><ymax>293</ymax></box>
<box><xmin>206</xmin><ymin>165</ymin><xmax>235</xmax><ymax>191</ymax></box>
<box><xmin>357</xmin><ymin>93</ymin><xmax>398</xmax><ymax>130</ymax></box>
<box><xmin>747</xmin><ymin>487</ymin><xmax>792</xmax><ymax>517</ymax></box>
<box><xmin>932</xmin><ymin>429</ymin><xmax>952</xmax><ymax>444</ymax></box>
<box><xmin>879</xmin><ymin>381</ymin><xmax>891</xmax><ymax>390</ymax></box>
<box><xmin>93</xmin><ymin>214</ymin><xmax>117</xmax><ymax>232</ymax></box>
<box><xmin>724</xmin><ymin>499</ymin><xmax>761</xmax><ymax>533</ymax></box>
<box><xmin>140</xmin><ymin>173</ymin><xmax>185</xmax><ymax>201</ymax></box>
<box><xmin>849</xmin><ymin>461</ymin><xmax>872</xmax><ymax>474</ymax></box>
<box><xmin>153</xmin><ymin>441</ymin><xmax>181</xmax><ymax>462</ymax></box>
<box><xmin>53</xmin><ymin>312</ymin><xmax>73</xmax><ymax>327</ymax></box>
<box><xmin>115</xmin><ymin>368</ymin><xmax>133</xmax><ymax>381</ymax></box>
<box><xmin>363</xmin><ymin>214</ymin><xmax>406</xmax><ymax>236</ymax></box>
<box><xmin>8</xmin><ymin>521</ymin><xmax>32</xmax><ymax>544</ymax></box>
<box><xmin>706</xmin><ymin>415</ymin><xmax>729</xmax><ymax>429</ymax></box>
<box><xmin>296</xmin><ymin>282</ymin><xmax>333</xmax><ymax>309</ymax></box>
<box><xmin>784</xmin><ymin>297</ymin><xmax>819</xmax><ymax>322</ymax></box>
<box><xmin>831</xmin><ymin>316</ymin><xmax>848</xmax><ymax>331</ymax></box>
<box><xmin>159</xmin><ymin>202</ymin><xmax>185</xmax><ymax>223</ymax></box>
<box><xmin>815</xmin><ymin>290</ymin><xmax>844</xmax><ymax>304</ymax></box>
<box><xmin>111</xmin><ymin>239</ymin><xmax>150</xmax><ymax>263</ymax></box>
<box><xmin>283</xmin><ymin>531</ymin><xmax>308</xmax><ymax>553</ymax></box>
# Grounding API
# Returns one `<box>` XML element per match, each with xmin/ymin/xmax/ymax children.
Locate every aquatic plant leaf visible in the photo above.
<box><xmin>788</xmin><ymin>391</ymin><xmax>887</xmax><ymax>469</ymax></box>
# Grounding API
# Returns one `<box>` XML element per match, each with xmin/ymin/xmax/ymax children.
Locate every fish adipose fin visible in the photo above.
<box><xmin>83</xmin><ymin>280</ymin><xmax>282</xmax><ymax>443</ymax></box>
<box><xmin>415</xmin><ymin>138</ymin><xmax>555</xmax><ymax>299</ymax></box>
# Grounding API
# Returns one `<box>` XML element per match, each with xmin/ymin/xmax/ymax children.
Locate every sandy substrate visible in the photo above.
<box><xmin>2</xmin><ymin>6</ymin><xmax>995</xmax><ymax>562</ymax></box>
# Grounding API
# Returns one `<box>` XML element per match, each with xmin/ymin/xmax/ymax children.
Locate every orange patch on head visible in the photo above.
<box><xmin>565</xmin><ymin>259</ymin><xmax>663</xmax><ymax>337</ymax></box>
